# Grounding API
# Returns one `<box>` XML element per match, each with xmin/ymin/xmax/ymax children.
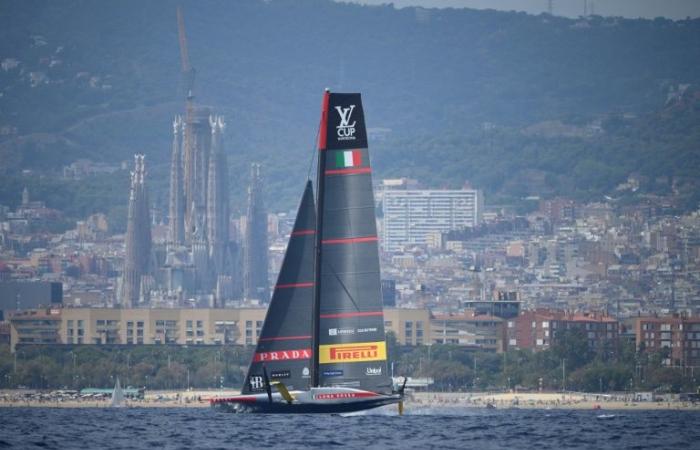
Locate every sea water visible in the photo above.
<box><xmin>1</xmin><ymin>406</ymin><xmax>698</xmax><ymax>449</ymax></box>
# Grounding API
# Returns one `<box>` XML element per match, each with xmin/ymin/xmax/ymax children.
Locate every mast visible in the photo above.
<box><xmin>312</xmin><ymin>89</ymin><xmax>331</xmax><ymax>388</ymax></box>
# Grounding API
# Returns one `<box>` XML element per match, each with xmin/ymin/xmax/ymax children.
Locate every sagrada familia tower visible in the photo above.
<box><xmin>120</xmin><ymin>108</ymin><xmax>244</xmax><ymax>307</ymax></box>
<box><xmin>120</xmin><ymin>154</ymin><xmax>153</xmax><ymax>308</ymax></box>
<box><xmin>162</xmin><ymin>108</ymin><xmax>238</xmax><ymax>306</ymax></box>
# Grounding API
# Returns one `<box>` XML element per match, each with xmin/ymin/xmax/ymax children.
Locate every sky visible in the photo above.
<box><xmin>348</xmin><ymin>0</ymin><xmax>700</xmax><ymax>20</ymax></box>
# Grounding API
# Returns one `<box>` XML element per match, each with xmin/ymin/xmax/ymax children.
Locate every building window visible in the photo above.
<box><xmin>197</xmin><ymin>320</ymin><xmax>203</xmax><ymax>328</ymax></box>
<box><xmin>508</xmin><ymin>321</ymin><xmax>514</xmax><ymax>328</ymax></box>
<box><xmin>542</xmin><ymin>321</ymin><xmax>549</xmax><ymax>329</ymax></box>
<box><xmin>186</xmin><ymin>320</ymin><xmax>193</xmax><ymax>329</ymax></box>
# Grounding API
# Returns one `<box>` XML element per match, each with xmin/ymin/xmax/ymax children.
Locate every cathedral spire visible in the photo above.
<box><xmin>121</xmin><ymin>154</ymin><xmax>152</xmax><ymax>308</ymax></box>
<box><xmin>168</xmin><ymin>116</ymin><xmax>185</xmax><ymax>245</ymax></box>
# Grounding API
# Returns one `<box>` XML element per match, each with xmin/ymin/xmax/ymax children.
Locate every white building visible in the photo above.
<box><xmin>381</xmin><ymin>189</ymin><xmax>483</xmax><ymax>251</ymax></box>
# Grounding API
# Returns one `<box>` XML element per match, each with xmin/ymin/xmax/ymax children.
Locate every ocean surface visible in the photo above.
<box><xmin>1</xmin><ymin>406</ymin><xmax>698</xmax><ymax>449</ymax></box>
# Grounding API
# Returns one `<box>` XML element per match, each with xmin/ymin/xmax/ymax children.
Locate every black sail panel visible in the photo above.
<box><xmin>242</xmin><ymin>181</ymin><xmax>316</xmax><ymax>394</ymax></box>
<box><xmin>315</xmin><ymin>92</ymin><xmax>392</xmax><ymax>393</ymax></box>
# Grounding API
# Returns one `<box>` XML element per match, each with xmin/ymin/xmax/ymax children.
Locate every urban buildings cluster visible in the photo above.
<box><xmin>1</xmin><ymin>150</ymin><xmax>699</xmax><ymax>372</ymax></box>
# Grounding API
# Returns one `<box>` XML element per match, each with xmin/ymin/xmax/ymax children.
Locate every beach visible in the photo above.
<box><xmin>1</xmin><ymin>389</ymin><xmax>699</xmax><ymax>410</ymax></box>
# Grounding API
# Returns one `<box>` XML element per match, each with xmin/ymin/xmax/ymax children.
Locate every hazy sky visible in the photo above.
<box><xmin>348</xmin><ymin>0</ymin><xmax>700</xmax><ymax>20</ymax></box>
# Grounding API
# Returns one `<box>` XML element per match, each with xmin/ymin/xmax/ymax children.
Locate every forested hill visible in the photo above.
<box><xmin>1</xmin><ymin>0</ymin><xmax>699</xmax><ymax>214</ymax></box>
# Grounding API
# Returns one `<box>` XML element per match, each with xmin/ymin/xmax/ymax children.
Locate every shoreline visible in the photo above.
<box><xmin>1</xmin><ymin>390</ymin><xmax>698</xmax><ymax>410</ymax></box>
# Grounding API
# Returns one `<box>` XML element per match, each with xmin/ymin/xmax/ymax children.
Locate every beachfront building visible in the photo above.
<box><xmin>384</xmin><ymin>308</ymin><xmax>432</xmax><ymax>346</ymax></box>
<box><xmin>506</xmin><ymin>309</ymin><xmax>618</xmax><ymax>352</ymax></box>
<box><xmin>431</xmin><ymin>311</ymin><xmax>503</xmax><ymax>352</ymax></box>
<box><xmin>634</xmin><ymin>315</ymin><xmax>700</xmax><ymax>367</ymax></box>
<box><xmin>8</xmin><ymin>307</ymin><xmax>266</xmax><ymax>351</ymax></box>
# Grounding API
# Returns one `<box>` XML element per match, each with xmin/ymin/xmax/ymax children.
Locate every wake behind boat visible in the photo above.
<box><xmin>211</xmin><ymin>90</ymin><xmax>404</xmax><ymax>414</ymax></box>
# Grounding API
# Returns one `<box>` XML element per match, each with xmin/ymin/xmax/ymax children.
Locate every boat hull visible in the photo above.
<box><xmin>211</xmin><ymin>387</ymin><xmax>401</xmax><ymax>414</ymax></box>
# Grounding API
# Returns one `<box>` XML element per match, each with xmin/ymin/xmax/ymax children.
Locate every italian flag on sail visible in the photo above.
<box><xmin>335</xmin><ymin>150</ymin><xmax>362</xmax><ymax>169</ymax></box>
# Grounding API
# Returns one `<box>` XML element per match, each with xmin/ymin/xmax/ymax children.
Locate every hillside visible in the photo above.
<box><xmin>1</xmin><ymin>0</ymin><xmax>699</xmax><ymax>216</ymax></box>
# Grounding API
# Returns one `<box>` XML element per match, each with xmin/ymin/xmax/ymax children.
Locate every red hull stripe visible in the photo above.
<box><xmin>259</xmin><ymin>335</ymin><xmax>312</xmax><ymax>342</ymax></box>
<box><xmin>325</xmin><ymin>167</ymin><xmax>372</xmax><ymax>176</ymax></box>
<box><xmin>320</xmin><ymin>311</ymin><xmax>384</xmax><ymax>319</ymax></box>
<box><xmin>318</xmin><ymin>91</ymin><xmax>330</xmax><ymax>150</ymax></box>
<box><xmin>291</xmin><ymin>229</ymin><xmax>315</xmax><ymax>236</ymax></box>
<box><xmin>275</xmin><ymin>282</ymin><xmax>315</xmax><ymax>289</ymax></box>
<box><xmin>321</xmin><ymin>236</ymin><xmax>378</xmax><ymax>245</ymax></box>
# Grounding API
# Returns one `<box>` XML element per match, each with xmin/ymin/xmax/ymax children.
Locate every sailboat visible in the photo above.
<box><xmin>110</xmin><ymin>377</ymin><xmax>126</xmax><ymax>408</ymax></box>
<box><xmin>211</xmin><ymin>91</ymin><xmax>404</xmax><ymax>413</ymax></box>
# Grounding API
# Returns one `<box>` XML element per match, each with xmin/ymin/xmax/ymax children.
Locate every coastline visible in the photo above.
<box><xmin>410</xmin><ymin>392</ymin><xmax>700</xmax><ymax>411</ymax></box>
<box><xmin>1</xmin><ymin>389</ymin><xmax>699</xmax><ymax>410</ymax></box>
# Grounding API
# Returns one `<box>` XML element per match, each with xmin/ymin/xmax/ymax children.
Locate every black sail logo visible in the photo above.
<box><xmin>335</xmin><ymin>105</ymin><xmax>356</xmax><ymax>140</ymax></box>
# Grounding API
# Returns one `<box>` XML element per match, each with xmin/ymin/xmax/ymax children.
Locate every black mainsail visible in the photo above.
<box><xmin>242</xmin><ymin>181</ymin><xmax>316</xmax><ymax>394</ymax></box>
<box><xmin>313</xmin><ymin>92</ymin><xmax>392</xmax><ymax>393</ymax></box>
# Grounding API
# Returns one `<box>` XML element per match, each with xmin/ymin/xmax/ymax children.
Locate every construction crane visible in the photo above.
<box><xmin>177</xmin><ymin>5</ymin><xmax>195</xmax><ymax>100</ymax></box>
<box><xmin>177</xmin><ymin>5</ymin><xmax>196</xmax><ymax>230</ymax></box>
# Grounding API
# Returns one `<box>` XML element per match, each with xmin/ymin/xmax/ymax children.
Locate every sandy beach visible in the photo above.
<box><xmin>1</xmin><ymin>389</ymin><xmax>699</xmax><ymax>410</ymax></box>
<box><xmin>410</xmin><ymin>392</ymin><xmax>700</xmax><ymax>410</ymax></box>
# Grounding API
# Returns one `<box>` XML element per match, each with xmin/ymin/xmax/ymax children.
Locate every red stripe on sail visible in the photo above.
<box><xmin>318</xmin><ymin>90</ymin><xmax>330</xmax><ymax>151</ymax></box>
<box><xmin>325</xmin><ymin>167</ymin><xmax>372</xmax><ymax>176</ymax></box>
<box><xmin>320</xmin><ymin>311</ymin><xmax>384</xmax><ymax>319</ymax></box>
<box><xmin>258</xmin><ymin>335</ymin><xmax>312</xmax><ymax>342</ymax></box>
<box><xmin>275</xmin><ymin>282</ymin><xmax>315</xmax><ymax>289</ymax></box>
<box><xmin>321</xmin><ymin>236</ymin><xmax>378</xmax><ymax>245</ymax></box>
<box><xmin>291</xmin><ymin>229</ymin><xmax>315</xmax><ymax>236</ymax></box>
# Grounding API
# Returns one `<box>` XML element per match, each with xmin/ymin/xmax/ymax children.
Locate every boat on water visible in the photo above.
<box><xmin>110</xmin><ymin>377</ymin><xmax>126</xmax><ymax>408</ymax></box>
<box><xmin>211</xmin><ymin>91</ymin><xmax>404</xmax><ymax>414</ymax></box>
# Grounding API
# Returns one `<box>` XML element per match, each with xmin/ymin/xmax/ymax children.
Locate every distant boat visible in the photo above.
<box><xmin>110</xmin><ymin>377</ymin><xmax>126</xmax><ymax>408</ymax></box>
<box><xmin>211</xmin><ymin>90</ymin><xmax>405</xmax><ymax>414</ymax></box>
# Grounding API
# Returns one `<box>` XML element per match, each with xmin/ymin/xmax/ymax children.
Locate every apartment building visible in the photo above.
<box><xmin>382</xmin><ymin>189</ymin><xmax>483</xmax><ymax>251</ymax></box>
<box><xmin>634</xmin><ymin>315</ymin><xmax>700</xmax><ymax>367</ymax></box>
<box><xmin>9</xmin><ymin>307</ymin><xmax>266</xmax><ymax>351</ymax></box>
<box><xmin>384</xmin><ymin>308</ymin><xmax>431</xmax><ymax>346</ymax></box>
<box><xmin>506</xmin><ymin>309</ymin><xmax>618</xmax><ymax>351</ymax></box>
<box><xmin>431</xmin><ymin>311</ymin><xmax>503</xmax><ymax>351</ymax></box>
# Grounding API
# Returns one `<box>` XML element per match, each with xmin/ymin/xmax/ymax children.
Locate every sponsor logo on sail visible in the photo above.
<box><xmin>249</xmin><ymin>376</ymin><xmax>264</xmax><ymax>390</ymax></box>
<box><xmin>365</xmin><ymin>367</ymin><xmax>382</xmax><ymax>376</ymax></box>
<box><xmin>335</xmin><ymin>105</ymin><xmax>356</xmax><ymax>141</ymax></box>
<box><xmin>328</xmin><ymin>327</ymin><xmax>355</xmax><ymax>336</ymax></box>
<box><xmin>270</xmin><ymin>370</ymin><xmax>291</xmax><ymax>379</ymax></box>
<box><xmin>322</xmin><ymin>369</ymin><xmax>344</xmax><ymax>377</ymax></box>
<box><xmin>357</xmin><ymin>327</ymin><xmax>378</xmax><ymax>334</ymax></box>
<box><xmin>253</xmin><ymin>348</ymin><xmax>312</xmax><ymax>362</ymax></box>
<box><xmin>319</xmin><ymin>341</ymin><xmax>387</xmax><ymax>363</ymax></box>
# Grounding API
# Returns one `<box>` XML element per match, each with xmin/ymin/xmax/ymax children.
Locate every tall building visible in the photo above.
<box><xmin>159</xmin><ymin>111</ymin><xmax>238</xmax><ymax>306</ymax></box>
<box><xmin>168</xmin><ymin>116</ymin><xmax>185</xmax><ymax>246</ymax></box>
<box><xmin>243</xmin><ymin>163</ymin><xmax>269</xmax><ymax>302</ymax></box>
<box><xmin>382</xmin><ymin>189</ymin><xmax>483</xmax><ymax>251</ymax></box>
<box><xmin>207</xmin><ymin>115</ymin><xmax>229</xmax><ymax>277</ymax></box>
<box><xmin>182</xmin><ymin>107</ymin><xmax>213</xmax><ymax>243</ymax></box>
<box><xmin>121</xmin><ymin>155</ymin><xmax>152</xmax><ymax>308</ymax></box>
